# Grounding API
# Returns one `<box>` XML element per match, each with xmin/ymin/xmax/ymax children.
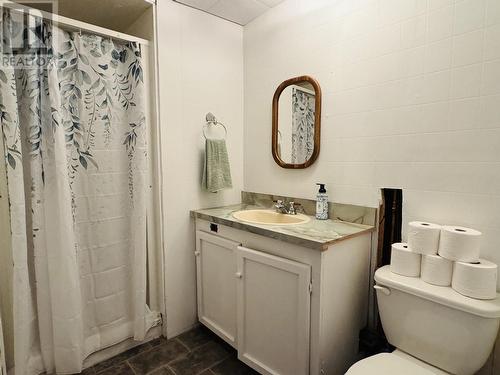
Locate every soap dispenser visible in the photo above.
<box><xmin>316</xmin><ymin>183</ymin><xmax>328</xmax><ymax>220</ymax></box>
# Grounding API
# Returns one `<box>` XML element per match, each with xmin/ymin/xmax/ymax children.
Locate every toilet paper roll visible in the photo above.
<box><xmin>421</xmin><ymin>254</ymin><xmax>453</xmax><ymax>286</ymax></box>
<box><xmin>438</xmin><ymin>226</ymin><xmax>481</xmax><ymax>262</ymax></box>
<box><xmin>390</xmin><ymin>242</ymin><xmax>421</xmax><ymax>277</ymax></box>
<box><xmin>407</xmin><ymin>221</ymin><xmax>441</xmax><ymax>255</ymax></box>
<box><xmin>452</xmin><ymin>260</ymin><xmax>498</xmax><ymax>300</ymax></box>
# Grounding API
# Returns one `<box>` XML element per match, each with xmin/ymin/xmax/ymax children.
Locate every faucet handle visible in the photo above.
<box><xmin>288</xmin><ymin>201</ymin><xmax>296</xmax><ymax>215</ymax></box>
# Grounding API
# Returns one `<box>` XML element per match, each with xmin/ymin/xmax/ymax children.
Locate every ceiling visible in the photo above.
<box><xmin>174</xmin><ymin>0</ymin><xmax>286</xmax><ymax>25</ymax></box>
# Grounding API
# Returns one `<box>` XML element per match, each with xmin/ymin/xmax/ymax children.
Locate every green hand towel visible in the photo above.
<box><xmin>202</xmin><ymin>139</ymin><xmax>233</xmax><ymax>192</ymax></box>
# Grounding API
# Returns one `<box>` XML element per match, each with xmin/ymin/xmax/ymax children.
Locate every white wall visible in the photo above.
<box><xmin>157</xmin><ymin>1</ymin><xmax>244</xmax><ymax>337</ymax></box>
<box><xmin>244</xmin><ymin>0</ymin><xmax>500</xmax><ymax>290</ymax></box>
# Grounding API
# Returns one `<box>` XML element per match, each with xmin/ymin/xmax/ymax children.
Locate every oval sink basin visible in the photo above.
<box><xmin>232</xmin><ymin>209</ymin><xmax>310</xmax><ymax>226</ymax></box>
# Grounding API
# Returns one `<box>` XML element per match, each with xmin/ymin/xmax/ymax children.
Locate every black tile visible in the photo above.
<box><xmin>69</xmin><ymin>368</ymin><xmax>95</xmax><ymax>375</ymax></box>
<box><xmin>92</xmin><ymin>342</ymin><xmax>151</xmax><ymax>373</ymax></box>
<box><xmin>95</xmin><ymin>362</ymin><xmax>135</xmax><ymax>375</ymax></box>
<box><xmin>211</xmin><ymin>357</ymin><xmax>258</xmax><ymax>375</ymax></box>
<box><xmin>85</xmin><ymin>327</ymin><xmax>243</xmax><ymax>375</ymax></box>
<box><xmin>149</xmin><ymin>336</ymin><xmax>169</xmax><ymax>348</ymax></box>
<box><xmin>168</xmin><ymin>341</ymin><xmax>231</xmax><ymax>375</ymax></box>
<box><xmin>80</xmin><ymin>367</ymin><xmax>96</xmax><ymax>375</ymax></box>
<box><xmin>176</xmin><ymin>325</ymin><xmax>214</xmax><ymax>350</ymax></box>
<box><xmin>148</xmin><ymin>366</ymin><xmax>176</xmax><ymax>375</ymax></box>
<box><xmin>128</xmin><ymin>339</ymin><xmax>188</xmax><ymax>374</ymax></box>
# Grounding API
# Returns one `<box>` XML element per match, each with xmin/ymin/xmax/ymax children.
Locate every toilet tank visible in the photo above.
<box><xmin>375</xmin><ymin>266</ymin><xmax>500</xmax><ymax>375</ymax></box>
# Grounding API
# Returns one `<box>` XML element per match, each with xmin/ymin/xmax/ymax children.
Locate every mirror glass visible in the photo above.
<box><xmin>272</xmin><ymin>76</ymin><xmax>321</xmax><ymax>169</ymax></box>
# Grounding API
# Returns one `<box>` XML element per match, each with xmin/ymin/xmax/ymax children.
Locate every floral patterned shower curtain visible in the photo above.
<box><xmin>291</xmin><ymin>87</ymin><xmax>315</xmax><ymax>164</ymax></box>
<box><xmin>0</xmin><ymin>9</ymin><xmax>150</xmax><ymax>375</ymax></box>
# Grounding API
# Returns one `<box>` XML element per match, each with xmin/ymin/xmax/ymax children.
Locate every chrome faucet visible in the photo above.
<box><xmin>274</xmin><ymin>200</ymin><xmax>298</xmax><ymax>215</ymax></box>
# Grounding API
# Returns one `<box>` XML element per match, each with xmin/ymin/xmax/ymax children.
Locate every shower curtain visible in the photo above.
<box><xmin>1</xmin><ymin>9</ymin><xmax>151</xmax><ymax>375</ymax></box>
<box><xmin>291</xmin><ymin>87</ymin><xmax>315</xmax><ymax>164</ymax></box>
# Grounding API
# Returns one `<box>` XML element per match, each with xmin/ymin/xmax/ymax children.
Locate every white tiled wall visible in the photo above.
<box><xmin>244</xmin><ymin>0</ymin><xmax>500</xmax><ymax>289</ymax></box>
<box><xmin>157</xmin><ymin>1</ymin><xmax>244</xmax><ymax>337</ymax></box>
<box><xmin>244</xmin><ymin>2</ymin><xmax>500</xmax><ymax>370</ymax></box>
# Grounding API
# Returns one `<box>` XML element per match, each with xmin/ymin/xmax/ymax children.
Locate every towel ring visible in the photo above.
<box><xmin>203</xmin><ymin>112</ymin><xmax>227</xmax><ymax>140</ymax></box>
<box><xmin>203</xmin><ymin>122</ymin><xmax>227</xmax><ymax>140</ymax></box>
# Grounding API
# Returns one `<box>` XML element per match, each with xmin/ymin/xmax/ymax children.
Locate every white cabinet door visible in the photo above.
<box><xmin>236</xmin><ymin>246</ymin><xmax>311</xmax><ymax>375</ymax></box>
<box><xmin>196</xmin><ymin>231</ymin><xmax>241</xmax><ymax>347</ymax></box>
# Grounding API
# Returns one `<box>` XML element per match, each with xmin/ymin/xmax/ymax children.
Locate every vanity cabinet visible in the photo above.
<box><xmin>195</xmin><ymin>232</ymin><xmax>311</xmax><ymax>373</ymax></box>
<box><xmin>194</xmin><ymin>218</ymin><xmax>373</xmax><ymax>375</ymax></box>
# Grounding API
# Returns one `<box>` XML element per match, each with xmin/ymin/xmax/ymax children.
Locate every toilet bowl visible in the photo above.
<box><xmin>347</xmin><ymin>266</ymin><xmax>500</xmax><ymax>375</ymax></box>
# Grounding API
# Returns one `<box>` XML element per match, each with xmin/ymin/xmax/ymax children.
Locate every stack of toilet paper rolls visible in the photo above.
<box><xmin>390</xmin><ymin>221</ymin><xmax>498</xmax><ymax>300</ymax></box>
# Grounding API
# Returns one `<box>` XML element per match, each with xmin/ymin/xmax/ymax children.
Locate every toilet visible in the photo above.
<box><xmin>347</xmin><ymin>266</ymin><xmax>500</xmax><ymax>375</ymax></box>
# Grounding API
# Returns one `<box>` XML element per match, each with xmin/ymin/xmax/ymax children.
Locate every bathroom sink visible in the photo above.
<box><xmin>232</xmin><ymin>209</ymin><xmax>310</xmax><ymax>225</ymax></box>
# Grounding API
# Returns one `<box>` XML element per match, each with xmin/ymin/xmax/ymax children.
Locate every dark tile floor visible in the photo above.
<box><xmin>81</xmin><ymin>325</ymin><xmax>258</xmax><ymax>375</ymax></box>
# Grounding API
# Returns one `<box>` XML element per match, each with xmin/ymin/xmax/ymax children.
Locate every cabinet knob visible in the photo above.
<box><xmin>194</xmin><ymin>251</ymin><xmax>200</xmax><ymax>256</ymax></box>
<box><xmin>235</xmin><ymin>272</ymin><xmax>242</xmax><ymax>279</ymax></box>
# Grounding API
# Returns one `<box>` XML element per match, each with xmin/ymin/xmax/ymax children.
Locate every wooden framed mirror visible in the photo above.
<box><xmin>272</xmin><ymin>75</ymin><xmax>322</xmax><ymax>169</ymax></box>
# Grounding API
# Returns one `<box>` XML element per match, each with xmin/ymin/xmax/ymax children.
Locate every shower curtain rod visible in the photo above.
<box><xmin>0</xmin><ymin>0</ymin><xmax>150</xmax><ymax>46</ymax></box>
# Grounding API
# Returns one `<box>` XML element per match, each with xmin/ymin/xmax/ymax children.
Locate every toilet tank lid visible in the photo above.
<box><xmin>375</xmin><ymin>266</ymin><xmax>500</xmax><ymax>318</ymax></box>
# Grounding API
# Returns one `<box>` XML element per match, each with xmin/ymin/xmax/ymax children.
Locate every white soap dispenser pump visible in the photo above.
<box><xmin>316</xmin><ymin>183</ymin><xmax>329</xmax><ymax>220</ymax></box>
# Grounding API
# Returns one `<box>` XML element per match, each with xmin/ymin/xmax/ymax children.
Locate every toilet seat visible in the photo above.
<box><xmin>346</xmin><ymin>351</ymin><xmax>449</xmax><ymax>375</ymax></box>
